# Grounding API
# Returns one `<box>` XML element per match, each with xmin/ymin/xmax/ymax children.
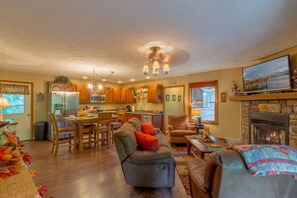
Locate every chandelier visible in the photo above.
<box><xmin>143</xmin><ymin>47</ymin><xmax>170</xmax><ymax>76</ymax></box>
<box><xmin>87</xmin><ymin>69</ymin><xmax>114</xmax><ymax>95</ymax></box>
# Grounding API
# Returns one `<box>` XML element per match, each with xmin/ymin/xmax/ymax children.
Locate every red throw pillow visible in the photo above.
<box><xmin>134</xmin><ymin>130</ymin><xmax>159</xmax><ymax>151</ymax></box>
<box><xmin>141</xmin><ymin>122</ymin><xmax>157</xmax><ymax>135</ymax></box>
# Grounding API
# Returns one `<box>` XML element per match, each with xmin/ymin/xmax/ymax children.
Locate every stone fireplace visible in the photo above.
<box><xmin>249</xmin><ymin>111</ymin><xmax>289</xmax><ymax>145</ymax></box>
<box><xmin>241</xmin><ymin>100</ymin><xmax>297</xmax><ymax>147</ymax></box>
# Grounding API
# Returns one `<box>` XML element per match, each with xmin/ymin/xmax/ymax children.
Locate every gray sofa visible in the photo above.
<box><xmin>187</xmin><ymin>150</ymin><xmax>297</xmax><ymax>198</ymax></box>
<box><xmin>113</xmin><ymin>118</ymin><xmax>175</xmax><ymax>187</ymax></box>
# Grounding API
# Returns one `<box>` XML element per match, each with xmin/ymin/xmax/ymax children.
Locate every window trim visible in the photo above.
<box><xmin>188</xmin><ymin>80</ymin><xmax>218</xmax><ymax>124</ymax></box>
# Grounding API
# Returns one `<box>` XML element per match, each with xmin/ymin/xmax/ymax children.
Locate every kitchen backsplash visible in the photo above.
<box><xmin>79</xmin><ymin>99</ymin><xmax>163</xmax><ymax>112</ymax></box>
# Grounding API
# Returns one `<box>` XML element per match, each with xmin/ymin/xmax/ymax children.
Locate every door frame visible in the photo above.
<box><xmin>162</xmin><ymin>85</ymin><xmax>185</xmax><ymax>132</ymax></box>
<box><xmin>0</xmin><ymin>80</ymin><xmax>34</xmax><ymax>140</ymax></box>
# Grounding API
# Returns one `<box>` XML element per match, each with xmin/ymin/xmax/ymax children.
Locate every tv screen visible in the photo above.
<box><xmin>243</xmin><ymin>55</ymin><xmax>291</xmax><ymax>93</ymax></box>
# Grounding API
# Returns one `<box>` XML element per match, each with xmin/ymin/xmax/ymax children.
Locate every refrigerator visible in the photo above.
<box><xmin>47</xmin><ymin>91</ymin><xmax>79</xmax><ymax>140</ymax></box>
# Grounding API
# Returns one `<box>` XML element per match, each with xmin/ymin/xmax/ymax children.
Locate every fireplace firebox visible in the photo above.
<box><xmin>249</xmin><ymin>112</ymin><xmax>289</xmax><ymax>145</ymax></box>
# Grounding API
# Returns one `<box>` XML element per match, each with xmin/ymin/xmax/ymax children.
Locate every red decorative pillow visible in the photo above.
<box><xmin>141</xmin><ymin>122</ymin><xmax>157</xmax><ymax>135</ymax></box>
<box><xmin>134</xmin><ymin>130</ymin><xmax>159</xmax><ymax>151</ymax></box>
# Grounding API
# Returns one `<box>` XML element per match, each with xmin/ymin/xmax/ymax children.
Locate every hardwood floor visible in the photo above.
<box><xmin>24</xmin><ymin>140</ymin><xmax>190</xmax><ymax>198</ymax></box>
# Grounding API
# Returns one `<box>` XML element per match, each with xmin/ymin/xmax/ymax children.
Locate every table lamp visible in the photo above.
<box><xmin>0</xmin><ymin>96</ymin><xmax>10</xmax><ymax>121</ymax></box>
<box><xmin>191</xmin><ymin>109</ymin><xmax>201</xmax><ymax>125</ymax></box>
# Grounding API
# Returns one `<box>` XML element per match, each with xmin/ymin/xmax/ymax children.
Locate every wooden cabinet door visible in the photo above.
<box><xmin>104</xmin><ymin>87</ymin><xmax>113</xmax><ymax>102</ymax></box>
<box><xmin>113</xmin><ymin>88</ymin><xmax>121</xmax><ymax>102</ymax></box>
<box><xmin>125</xmin><ymin>88</ymin><xmax>135</xmax><ymax>103</ymax></box>
<box><xmin>76</xmin><ymin>85</ymin><xmax>90</xmax><ymax>103</ymax></box>
<box><xmin>120</xmin><ymin>88</ymin><xmax>126</xmax><ymax>103</ymax></box>
<box><xmin>148</xmin><ymin>85</ymin><xmax>162</xmax><ymax>103</ymax></box>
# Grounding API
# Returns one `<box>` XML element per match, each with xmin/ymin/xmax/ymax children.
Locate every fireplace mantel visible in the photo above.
<box><xmin>229</xmin><ymin>92</ymin><xmax>297</xmax><ymax>101</ymax></box>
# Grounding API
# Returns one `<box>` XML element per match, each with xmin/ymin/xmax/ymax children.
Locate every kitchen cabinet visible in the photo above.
<box><xmin>120</xmin><ymin>88</ymin><xmax>135</xmax><ymax>103</ymax></box>
<box><xmin>147</xmin><ymin>85</ymin><xmax>162</xmax><ymax>103</ymax></box>
<box><xmin>113</xmin><ymin>88</ymin><xmax>121</xmax><ymax>102</ymax></box>
<box><xmin>104</xmin><ymin>87</ymin><xmax>113</xmax><ymax>102</ymax></box>
<box><xmin>76</xmin><ymin>85</ymin><xmax>90</xmax><ymax>103</ymax></box>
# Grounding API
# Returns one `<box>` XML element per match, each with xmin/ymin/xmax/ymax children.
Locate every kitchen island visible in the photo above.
<box><xmin>124</xmin><ymin>111</ymin><xmax>163</xmax><ymax>131</ymax></box>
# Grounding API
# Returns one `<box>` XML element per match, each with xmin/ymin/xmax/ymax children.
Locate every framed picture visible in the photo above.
<box><xmin>178</xmin><ymin>95</ymin><xmax>181</xmax><ymax>101</ymax></box>
<box><xmin>172</xmin><ymin>95</ymin><xmax>176</xmax><ymax>101</ymax></box>
<box><xmin>166</xmin><ymin>94</ymin><xmax>170</xmax><ymax>101</ymax></box>
<box><xmin>221</xmin><ymin>92</ymin><xmax>227</xmax><ymax>103</ymax></box>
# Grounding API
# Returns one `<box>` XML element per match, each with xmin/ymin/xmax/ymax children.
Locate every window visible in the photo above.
<box><xmin>189</xmin><ymin>80</ymin><xmax>218</xmax><ymax>124</ymax></box>
<box><xmin>2</xmin><ymin>94</ymin><xmax>25</xmax><ymax>114</ymax></box>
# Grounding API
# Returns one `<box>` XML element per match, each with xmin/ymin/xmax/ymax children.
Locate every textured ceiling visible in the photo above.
<box><xmin>0</xmin><ymin>0</ymin><xmax>297</xmax><ymax>83</ymax></box>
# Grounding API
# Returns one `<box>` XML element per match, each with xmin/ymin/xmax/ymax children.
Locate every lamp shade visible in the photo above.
<box><xmin>0</xmin><ymin>97</ymin><xmax>10</xmax><ymax>108</ymax></box>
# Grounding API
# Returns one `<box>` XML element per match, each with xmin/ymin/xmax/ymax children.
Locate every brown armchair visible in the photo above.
<box><xmin>168</xmin><ymin>115</ymin><xmax>197</xmax><ymax>144</ymax></box>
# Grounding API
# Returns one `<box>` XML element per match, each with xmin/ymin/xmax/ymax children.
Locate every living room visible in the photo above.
<box><xmin>1</xmin><ymin>1</ymin><xmax>297</xmax><ymax>197</ymax></box>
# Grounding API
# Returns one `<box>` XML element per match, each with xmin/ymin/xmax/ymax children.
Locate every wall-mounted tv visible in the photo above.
<box><xmin>242</xmin><ymin>55</ymin><xmax>291</xmax><ymax>93</ymax></box>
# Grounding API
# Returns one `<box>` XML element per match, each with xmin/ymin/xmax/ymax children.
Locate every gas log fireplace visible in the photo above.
<box><xmin>249</xmin><ymin>112</ymin><xmax>289</xmax><ymax>145</ymax></box>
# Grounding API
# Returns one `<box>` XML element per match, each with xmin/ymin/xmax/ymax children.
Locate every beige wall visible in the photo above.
<box><xmin>123</xmin><ymin>67</ymin><xmax>242</xmax><ymax>140</ymax></box>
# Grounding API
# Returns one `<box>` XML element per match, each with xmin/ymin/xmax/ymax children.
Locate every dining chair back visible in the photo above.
<box><xmin>89</xmin><ymin>112</ymin><xmax>112</xmax><ymax>149</ymax></box>
<box><xmin>48</xmin><ymin>113</ymin><xmax>76</xmax><ymax>156</ymax></box>
<box><xmin>111</xmin><ymin>110</ymin><xmax>126</xmax><ymax>144</ymax></box>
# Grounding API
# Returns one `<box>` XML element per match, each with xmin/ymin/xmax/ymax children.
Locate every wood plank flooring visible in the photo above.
<box><xmin>24</xmin><ymin>140</ymin><xmax>190</xmax><ymax>198</ymax></box>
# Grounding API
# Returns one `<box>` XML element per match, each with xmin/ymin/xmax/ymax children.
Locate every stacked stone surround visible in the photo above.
<box><xmin>241</xmin><ymin>100</ymin><xmax>297</xmax><ymax>148</ymax></box>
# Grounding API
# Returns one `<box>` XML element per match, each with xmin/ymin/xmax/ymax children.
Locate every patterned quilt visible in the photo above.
<box><xmin>227</xmin><ymin>145</ymin><xmax>297</xmax><ymax>178</ymax></box>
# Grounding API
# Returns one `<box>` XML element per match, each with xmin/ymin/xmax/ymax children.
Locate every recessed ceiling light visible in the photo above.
<box><xmin>146</xmin><ymin>76</ymin><xmax>151</xmax><ymax>79</ymax></box>
<box><xmin>130</xmin><ymin>79</ymin><xmax>135</xmax><ymax>82</ymax></box>
<box><xmin>118</xmin><ymin>81</ymin><xmax>122</xmax><ymax>84</ymax></box>
<box><xmin>82</xmin><ymin>76</ymin><xmax>88</xmax><ymax>79</ymax></box>
<box><xmin>102</xmin><ymin>79</ymin><xmax>107</xmax><ymax>82</ymax></box>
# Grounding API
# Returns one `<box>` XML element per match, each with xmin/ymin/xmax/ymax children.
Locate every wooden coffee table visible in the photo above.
<box><xmin>185</xmin><ymin>135</ymin><xmax>228</xmax><ymax>159</ymax></box>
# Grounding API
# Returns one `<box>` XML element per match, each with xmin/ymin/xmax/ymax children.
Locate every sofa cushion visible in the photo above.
<box><xmin>186</xmin><ymin>158</ymin><xmax>208</xmax><ymax>192</ymax></box>
<box><xmin>134</xmin><ymin>130</ymin><xmax>159</xmax><ymax>151</ymax></box>
<box><xmin>168</xmin><ymin>115</ymin><xmax>189</xmax><ymax>130</ymax></box>
<box><xmin>141</xmin><ymin>122</ymin><xmax>157</xmax><ymax>135</ymax></box>
<box><xmin>170</xmin><ymin>130</ymin><xmax>197</xmax><ymax>136</ymax></box>
<box><xmin>115</xmin><ymin>122</ymin><xmax>138</xmax><ymax>156</ymax></box>
<box><xmin>127</xmin><ymin>117</ymin><xmax>142</xmax><ymax>132</ymax></box>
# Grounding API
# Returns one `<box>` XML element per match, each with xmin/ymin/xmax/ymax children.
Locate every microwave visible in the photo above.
<box><xmin>90</xmin><ymin>94</ymin><xmax>105</xmax><ymax>103</ymax></box>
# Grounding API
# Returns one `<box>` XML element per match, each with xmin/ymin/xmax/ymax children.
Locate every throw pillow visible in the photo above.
<box><xmin>141</xmin><ymin>122</ymin><xmax>157</xmax><ymax>135</ymax></box>
<box><xmin>134</xmin><ymin>130</ymin><xmax>159</xmax><ymax>151</ymax></box>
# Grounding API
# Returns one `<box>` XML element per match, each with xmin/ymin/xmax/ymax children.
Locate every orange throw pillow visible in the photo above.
<box><xmin>134</xmin><ymin>130</ymin><xmax>159</xmax><ymax>151</ymax></box>
<box><xmin>141</xmin><ymin>122</ymin><xmax>157</xmax><ymax>135</ymax></box>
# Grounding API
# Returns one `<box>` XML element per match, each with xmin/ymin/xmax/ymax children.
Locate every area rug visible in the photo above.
<box><xmin>172</xmin><ymin>145</ymin><xmax>191</xmax><ymax>195</ymax></box>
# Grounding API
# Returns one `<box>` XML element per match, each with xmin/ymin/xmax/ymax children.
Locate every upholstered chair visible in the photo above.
<box><xmin>168</xmin><ymin>115</ymin><xmax>196</xmax><ymax>144</ymax></box>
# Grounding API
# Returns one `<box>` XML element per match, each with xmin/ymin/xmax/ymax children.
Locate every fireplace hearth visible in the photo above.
<box><xmin>249</xmin><ymin>112</ymin><xmax>289</xmax><ymax>145</ymax></box>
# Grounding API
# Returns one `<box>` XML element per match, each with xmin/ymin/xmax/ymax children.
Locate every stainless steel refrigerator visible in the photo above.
<box><xmin>47</xmin><ymin>91</ymin><xmax>79</xmax><ymax>140</ymax></box>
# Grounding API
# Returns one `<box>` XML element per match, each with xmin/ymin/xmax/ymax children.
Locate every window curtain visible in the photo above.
<box><xmin>0</xmin><ymin>83</ymin><xmax>30</xmax><ymax>95</ymax></box>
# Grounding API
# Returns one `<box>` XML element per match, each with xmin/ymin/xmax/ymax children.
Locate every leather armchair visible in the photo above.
<box><xmin>113</xmin><ymin>118</ymin><xmax>175</xmax><ymax>187</ymax></box>
<box><xmin>168</xmin><ymin>115</ymin><xmax>197</xmax><ymax>144</ymax></box>
<box><xmin>186</xmin><ymin>150</ymin><xmax>297</xmax><ymax>198</ymax></box>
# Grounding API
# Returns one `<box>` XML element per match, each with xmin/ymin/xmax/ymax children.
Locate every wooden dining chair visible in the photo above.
<box><xmin>48</xmin><ymin>113</ymin><xmax>76</xmax><ymax>156</ymax></box>
<box><xmin>88</xmin><ymin>112</ymin><xmax>112</xmax><ymax>149</ymax></box>
<box><xmin>110</xmin><ymin>110</ymin><xmax>126</xmax><ymax>144</ymax></box>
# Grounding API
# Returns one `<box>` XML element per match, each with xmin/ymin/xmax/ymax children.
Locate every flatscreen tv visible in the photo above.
<box><xmin>242</xmin><ymin>55</ymin><xmax>291</xmax><ymax>93</ymax></box>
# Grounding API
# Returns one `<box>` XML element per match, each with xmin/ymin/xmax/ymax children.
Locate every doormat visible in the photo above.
<box><xmin>172</xmin><ymin>145</ymin><xmax>191</xmax><ymax>195</ymax></box>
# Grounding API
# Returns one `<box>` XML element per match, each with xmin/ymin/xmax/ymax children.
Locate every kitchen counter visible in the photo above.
<box><xmin>124</xmin><ymin>111</ymin><xmax>163</xmax><ymax>131</ymax></box>
<box><xmin>125</xmin><ymin>111</ymin><xmax>163</xmax><ymax>115</ymax></box>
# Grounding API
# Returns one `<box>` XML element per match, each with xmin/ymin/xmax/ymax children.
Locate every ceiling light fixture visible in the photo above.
<box><xmin>142</xmin><ymin>46</ymin><xmax>172</xmax><ymax>77</ymax></box>
<box><xmin>87</xmin><ymin>69</ymin><xmax>114</xmax><ymax>95</ymax></box>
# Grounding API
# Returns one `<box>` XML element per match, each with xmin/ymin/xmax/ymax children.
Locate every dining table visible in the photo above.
<box><xmin>63</xmin><ymin>113</ymin><xmax>120</xmax><ymax>152</ymax></box>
